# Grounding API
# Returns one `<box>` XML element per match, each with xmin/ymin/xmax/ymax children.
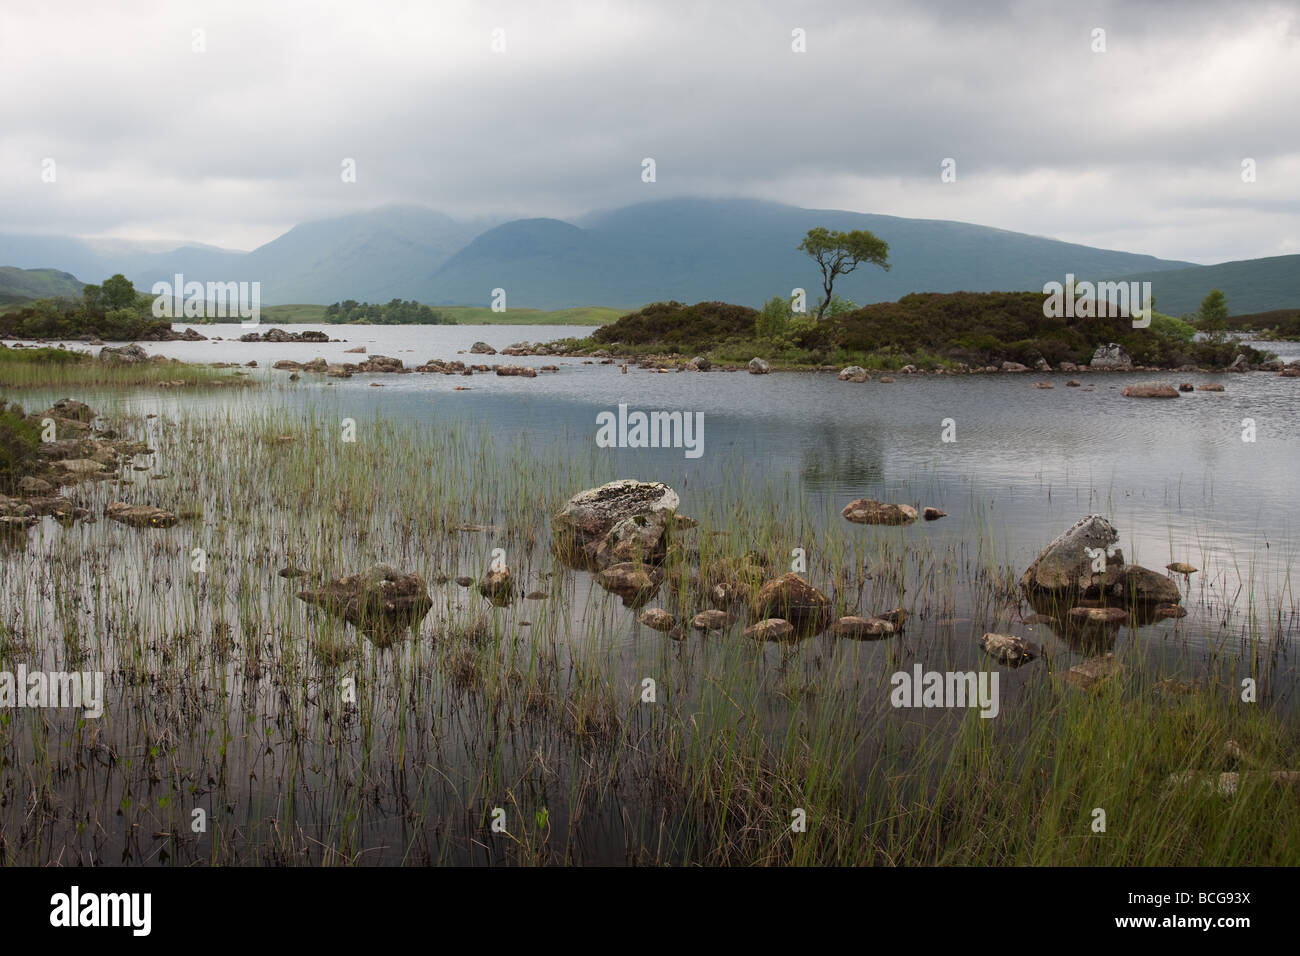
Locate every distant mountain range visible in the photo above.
<box><xmin>1</xmin><ymin>199</ymin><xmax>1295</xmax><ymax>313</ymax></box>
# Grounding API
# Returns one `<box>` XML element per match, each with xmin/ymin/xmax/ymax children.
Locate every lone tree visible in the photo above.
<box><xmin>1197</xmin><ymin>288</ymin><xmax>1229</xmax><ymax>342</ymax></box>
<box><xmin>799</xmin><ymin>227</ymin><xmax>890</xmax><ymax>320</ymax></box>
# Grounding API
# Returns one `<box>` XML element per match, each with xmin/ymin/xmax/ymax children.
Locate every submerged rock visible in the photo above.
<box><xmin>296</xmin><ymin>564</ymin><xmax>433</xmax><ymax>644</ymax></box>
<box><xmin>105</xmin><ymin>502</ymin><xmax>177</xmax><ymax>528</ymax></box>
<box><xmin>979</xmin><ymin>632</ymin><xmax>1040</xmax><ymax>667</ymax></box>
<box><xmin>743</xmin><ymin>618</ymin><xmax>795</xmax><ymax>642</ymax></box>
<box><xmin>833</xmin><ymin>616</ymin><xmax>895</xmax><ymax>639</ymax></box>
<box><xmin>1109</xmin><ymin>565</ymin><xmax>1181</xmax><ymax>605</ymax></box>
<box><xmin>1064</xmin><ymin>653</ymin><xmax>1123</xmax><ymax>690</ymax></box>
<box><xmin>1068</xmin><ymin>606</ymin><xmax>1127</xmax><ymax>626</ymax></box>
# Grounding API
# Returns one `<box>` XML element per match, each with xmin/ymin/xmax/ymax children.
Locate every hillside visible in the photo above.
<box><xmin>1109</xmin><ymin>255</ymin><xmax>1300</xmax><ymax>316</ymax></box>
<box><xmin>0</xmin><ymin>267</ymin><xmax>84</xmax><ymax>305</ymax></box>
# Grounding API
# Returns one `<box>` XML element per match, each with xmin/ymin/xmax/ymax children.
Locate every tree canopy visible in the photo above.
<box><xmin>798</xmin><ymin>227</ymin><xmax>889</xmax><ymax>320</ymax></box>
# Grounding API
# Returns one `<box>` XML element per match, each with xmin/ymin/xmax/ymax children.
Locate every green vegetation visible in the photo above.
<box><xmin>0</xmin><ymin>273</ymin><xmax>172</xmax><ymax>341</ymax></box>
<box><xmin>1196</xmin><ymin>288</ymin><xmax>1230</xmax><ymax>343</ymax></box>
<box><xmin>260</xmin><ymin>303</ymin><xmax>622</xmax><ymax>326</ymax></box>
<box><xmin>0</xmin><ymin>267</ymin><xmax>84</xmax><ymax>306</ymax></box>
<box><xmin>1</xmin><ymin>402</ymin><xmax>1294</xmax><ymax>864</ymax></box>
<box><xmin>0</xmin><ymin>399</ymin><xmax>39</xmax><ymax>485</ymax></box>
<box><xmin>1219</xmin><ymin>308</ymin><xmax>1300</xmax><ymax>340</ymax></box>
<box><xmin>0</xmin><ymin>346</ymin><xmax>242</xmax><ymax>389</ymax></box>
<box><xmin>574</xmin><ymin>292</ymin><xmax>1272</xmax><ymax>369</ymax></box>
<box><xmin>799</xmin><ymin>227</ymin><xmax>890</xmax><ymax>320</ymax></box>
<box><xmin>323</xmin><ymin>299</ymin><xmax>455</xmax><ymax>324</ymax></box>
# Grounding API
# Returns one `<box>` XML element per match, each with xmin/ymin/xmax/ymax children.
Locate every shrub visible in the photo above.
<box><xmin>0</xmin><ymin>399</ymin><xmax>39</xmax><ymax>486</ymax></box>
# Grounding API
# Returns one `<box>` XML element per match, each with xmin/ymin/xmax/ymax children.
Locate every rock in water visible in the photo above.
<box><xmin>752</xmin><ymin>573</ymin><xmax>831</xmax><ymax>632</ymax></box>
<box><xmin>1122</xmin><ymin>383</ymin><xmax>1180</xmax><ymax>398</ymax></box>
<box><xmin>842</xmin><ymin>499</ymin><xmax>918</xmax><ymax>525</ymax></box>
<box><xmin>479</xmin><ymin>565</ymin><xmax>513</xmax><ymax>606</ymax></box>
<box><xmin>98</xmin><ymin>344</ymin><xmax>149</xmax><ymax>364</ymax></box>
<box><xmin>833</xmin><ymin>616</ymin><xmax>895</xmax><ymax>639</ymax></box>
<box><xmin>748</xmin><ymin>357</ymin><xmax>770</xmax><ymax>375</ymax></box>
<box><xmin>105</xmin><ymin>502</ymin><xmax>177</xmax><ymax>528</ymax></box>
<box><xmin>743</xmin><ymin>618</ymin><xmax>795</xmax><ymax>642</ymax></box>
<box><xmin>691</xmin><ymin>610</ymin><xmax>731</xmax><ymax>631</ymax></box>
<box><xmin>1090</xmin><ymin>344</ymin><xmax>1132</xmax><ymax>369</ymax></box>
<box><xmin>1110</xmin><ymin>566</ymin><xmax>1181</xmax><ymax>605</ymax></box>
<box><xmin>979</xmin><ymin>632</ymin><xmax>1040</xmax><ymax>666</ymax></box>
<box><xmin>922</xmin><ymin>507</ymin><xmax>946</xmax><ymax>520</ymax></box>
<box><xmin>552</xmin><ymin>480</ymin><xmax>679</xmax><ymax>569</ymax></box>
<box><xmin>638</xmin><ymin>608</ymin><xmax>676</xmax><ymax>632</ymax></box>
<box><xmin>1166</xmin><ymin>562</ymin><xmax>1197</xmax><ymax>574</ymax></box>
<box><xmin>1064</xmin><ymin>653</ymin><xmax>1123</xmax><ymax>690</ymax></box>
<box><xmin>296</xmin><ymin>564</ymin><xmax>433</xmax><ymax>645</ymax></box>
<box><xmin>838</xmin><ymin>366</ymin><xmax>869</xmax><ymax>382</ymax></box>
<box><xmin>594</xmin><ymin>562</ymin><xmax>663</xmax><ymax>606</ymax></box>
<box><xmin>1020</xmin><ymin>515</ymin><xmax>1124</xmax><ymax>595</ymax></box>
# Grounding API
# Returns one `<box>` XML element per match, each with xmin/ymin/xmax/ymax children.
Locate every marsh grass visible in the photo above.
<box><xmin>0</xmin><ymin>348</ymin><xmax>245</xmax><ymax>389</ymax></box>
<box><xmin>0</xmin><ymin>395</ymin><xmax>1296</xmax><ymax>865</ymax></box>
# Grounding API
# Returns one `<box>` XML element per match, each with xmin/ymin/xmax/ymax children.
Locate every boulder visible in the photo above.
<box><xmin>296</xmin><ymin>564</ymin><xmax>433</xmax><ymax>645</ymax></box>
<box><xmin>552</xmin><ymin>480</ymin><xmax>679</xmax><ymax>569</ymax></box>
<box><xmin>1196</xmin><ymin>383</ymin><xmax>1225</xmax><ymax>392</ymax></box>
<box><xmin>479</xmin><ymin>566</ymin><xmax>513</xmax><ymax>606</ymax></box>
<box><xmin>979</xmin><ymin>632</ymin><xmax>1040</xmax><ymax>667</ymax></box>
<box><xmin>638</xmin><ymin>608</ymin><xmax>677</xmax><ymax>632</ymax></box>
<box><xmin>105</xmin><ymin>502</ymin><xmax>177</xmax><ymax>528</ymax></box>
<box><xmin>691</xmin><ymin>609</ymin><xmax>731</xmax><ymax>632</ymax></box>
<box><xmin>1122</xmin><ymin>383</ymin><xmax>1179</xmax><ymax>398</ymax></box>
<box><xmin>594</xmin><ymin>562</ymin><xmax>663</xmax><ymax>605</ymax></box>
<box><xmin>1110</xmin><ymin>565</ymin><xmax>1181</xmax><ymax>605</ymax></box>
<box><xmin>42</xmin><ymin>399</ymin><xmax>95</xmax><ymax>423</ymax></box>
<box><xmin>494</xmin><ymin>365</ymin><xmax>537</xmax><ymax>377</ymax></box>
<box><xmin>841</xmin><ymin>499</ymin><xmax>918</xmax><ymax>525</ymax></box>
<box><xmin>688</xmin><ymin>356</ymin><xmax>711</xmax><ymax>371</ymax></box>
<box><xmin>1064</xmin><ymin>653</ymin><xmax>1122</xmax><ymax>690</ymax></box>
<box><xmin>1068</xmin><ymin>606</ymin><xmax>1127</xmax><ymax>625</ymax></box>
<box><xmin>1020</xmin><ymin>515</ymin><xmax>1124</xmax><ymax>595</ymax></box>
<box><xmin>1000</xmin><ymin>361</ymin><xmax>1029</xmax><ymax>372</ymax></box>
<box><xmin>470</xmin><ymin>342</ymin><xmax>497</xmax><ymax>355</ymax></box>
<box><xmin>922</xmin><ymin>507</ymin><xmax>946</xmax><ymax>520</ymax></box>
<box><xmin>98</xmin><ymin>344</ymin><xmax>149</xmax><ymax>363</ymax></box>
<box><xmin>1090</xmin><ymin>344</ymin><xmax>1132</xmax><ymax>369</ymax></box>
<box><xmin>747</xmin><ymin>357</ymin><xmax>770</xmax><ymax>375</ymax></box>
<box><xmin>833</xmin><ymin>616</ymin><xmax>895</xmax><ymax>639</ymax></box>
<box><xmin>752</xmin><ymin>573</ymin><xmax>831</xmax><ymax>632</ymax></box>
<box><xmin>743</xmin><ymin>618</ymin><xmax>795</xmax><ymax>642</ymax></box>
<box><xmin>838</xmin><ymin>366</ymin><xmax>869</xmax><ymax>382</ymax></box>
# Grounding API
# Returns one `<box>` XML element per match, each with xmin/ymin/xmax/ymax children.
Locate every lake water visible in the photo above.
<box><xmin>3</xmin><ymin>323</ymin><xmax>1298</xmax><ymax>863</ymax></box>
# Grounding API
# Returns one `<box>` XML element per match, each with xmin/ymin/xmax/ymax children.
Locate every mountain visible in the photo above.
<box><xmin>1108</xmin><ymin>255</ymin><xmax>1300</xmax><ymax>317</ymax></box>
<box><xmin>429</xmin><ymin>199</ymin><xmax>1196</xmax><ymax>309</ymax></box>
<box><xmin>12</xmin><ymin>199</ymin><xmax>1300</xmax><ymax>312</ymax></box>
<box><xmin>228</xmin><ymin>205</ymin><xmax>486</xmax><ymax>304</ymax></box>
<box><xmin>0</xmin><ymin>266</ymin><xmax>83</xmax><ymax>305</ymax></box>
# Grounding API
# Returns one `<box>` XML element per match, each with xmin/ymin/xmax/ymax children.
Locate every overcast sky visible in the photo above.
<box><xmin>2</xmin><ymin>0</ymin><xmax>1297</xmax><ymax>263</ymax></box>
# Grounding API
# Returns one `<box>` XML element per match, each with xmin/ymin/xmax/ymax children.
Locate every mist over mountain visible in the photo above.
<box><xmin>2</xmin><ymin>199</ymin><xmax>1296</xmax><ymax>313</ymax></box>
